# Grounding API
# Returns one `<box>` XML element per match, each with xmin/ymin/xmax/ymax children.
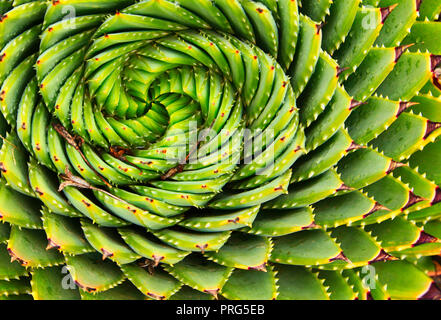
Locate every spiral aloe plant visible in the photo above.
<box><xmin>0</xmin><ymin>0</ymin><xmax>441</xmax><ymax>301</ymax></box>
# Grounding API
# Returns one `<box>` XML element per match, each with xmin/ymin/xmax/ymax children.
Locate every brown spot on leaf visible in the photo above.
<box><xmin>81</xmin><ymin>200</ymin><xmax>91</xmax><ymax>207</ymax></box>
<box><xmin>35</xmin><ymin>187</ymin><xmax>44</xmax><ymax>196</ymax></box>
<box><xmin>228</xmin><ymin>217</ymin><xmax>240</xmax><ymax>224</ymax></box>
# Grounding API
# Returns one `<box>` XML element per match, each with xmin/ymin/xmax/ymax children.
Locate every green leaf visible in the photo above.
<box><xmin>65</xmin><ymin>253</ymin><xmax>125</xmax><ymax>293</ymax></box>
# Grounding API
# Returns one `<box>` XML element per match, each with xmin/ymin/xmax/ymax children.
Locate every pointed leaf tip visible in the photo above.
<box><xmin>395</xmin><ymin>44</ymin><xmax>415</xmax><ymax>62</ymax></box>
<box><xmin>329</xmin><ymin>251</ymin><xmax>351</xmax><ymax>263</ymax></box>
<box><xmin>397</xmin><ymin>101</ymin><xmax>419</xmax><ymax>117</ymax></box>
<box><xmin>316</xmin><ymin>22</ymin><xmax>325</xmax><ymax>35</ymax></box>
<box><xmin>248</xmin><ymin>263</ymin><xmax>267</xmax><ymax>272</ymax></box>
<box><xmin>364</xmin><ymin>203</ymin><xmax>391</xmax><ymax>218</ymax></box>
<box><xmin>381</xmin><ymin>4</ymin><xmax>398</xmax><ymax>23</ymax></box>
<box><xmin>204</xmin><ymin>289</ymin><xmax>219</xmax><ymax>300</ymax></box>
<box><xmin>337</xmin><ymin>66</ymin><xmax>349</xmax><ymax>77</ymax></box>
<box><xmin>46</xmin><ymin>239</ymin><xmax>60</xmax><ymax>251</ymax></box>
<box><xmin>368</xmin><ymin>249</ymin><xmax>398</xmax><ymax>264</ymax></box>
<box><xmin>349</xmin><ymin>100</ymin><xmax>367</xmax><ymax>110</ymax></box>
<box><xmin>387</xmin><ymin>161</ymin><xmax>407</xmax><ymax>174</ymax></box>
<box><xmin>424</xmin><ymin>121</ymin><xmax>441</xmax><ymax>139</ymax></box>
<box><xmin>336</xmin><ymin>184</ymin><xmax>353</xmax><ymax>192</ymax></box>
<box><xmin>346</xmin><ymin>141</ymin><xmax>365</xmax><ymax>152</ymax></box>
<box><xmin>412</xmin><ymin>231</ymin><xmax>439</xmax><ymax>247</ymax></box>
<box><xmin>101</xmin><ymin>248</ymin><xmax>114</xmax><ymax>261</ymax></box>
<box><xmin>402</xmin><ymin>191</ymin><xmax>426</xmax><ymax>211</ymax></box>
<box><xmin>196</xmin><ymin>243</ymin><xmax>208</xmax><ymax>254</ymax></box>
<box><xmin>416</xmin><ymin>0</ymin><xmax>423</xmax><ymax>12</ymax></box>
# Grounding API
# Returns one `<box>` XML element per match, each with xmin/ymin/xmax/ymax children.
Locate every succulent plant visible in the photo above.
<box><xmin>0</xmin><ymin>0</ymin><xmax>441</xmax><ymax>301</ymax></box>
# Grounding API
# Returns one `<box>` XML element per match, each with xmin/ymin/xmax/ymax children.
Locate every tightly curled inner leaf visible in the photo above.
<box><xmin>0</xmin><ymin>0</ymin><xmax>441</xmax><ymax>301</ymax></box>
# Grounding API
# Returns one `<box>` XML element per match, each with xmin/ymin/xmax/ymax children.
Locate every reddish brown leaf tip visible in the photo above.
<box><xmin>431</xmin><ymin>187</ymin><xmax>441</xmax><ymax>205</ymax></box>
<box><xmin>301</xmin><ymin>222</ymin><xmax>319</xmax><ymax>230</ymax></box>
<box><xmin>364</xmin><ymin>203</ymin><xmax>391</xmax><ymax>218</ymax></box>
<box><xmin>381</xmin><ymin>4</ymin><xmax>398</xmax><ymax>23</ymax></box>
<box><xmin>147</xmin><ymin>292</ymin><xmax>166</xmax><ymax>300</ymax></box>
<box><xmin>336</xmin><ymin>183</ymin><xmax>353</xmax><ymax>192</ymax></box>
<box><xmin>46</xmin><ymin>239</ymin><xmax>60</xmax><ymax>251</ymax></box>
<box><xmin>419</xmin><ymin>282</ymin><xmax>441</xmax><ymax>300</ymax></box>
<box><xmin>416</xmin><ymin>0</ymin><xmax>423</xmax><ymax>12</ymax></box>
<box><xmin>316</xmin><ymin>22</ymin><xmax>324</xmax><ymax>34</ymax></box>
<box><xmin>397</xmin><ymin>101</ymin><xmax>419</xmax><ymax>117</ymax></box>
<box><xmin>152</xmin><ymin>255</ymin><xmax>164</xmax><ymax>267</ymax></box>
<box><xmin>337</xmin><ymin>66</ymin><xmax>349</xmax><ymax>77</ymax></box>
<box><xmin>402</xmin><ymin>191</ymin><xmax>426</xmax><ymax>211</ymax></box>
<box><xmin>204</xmin><ymin>289</ymin><xmax>219</xmax><ymax>300</ymax></box>
<box><xmin>424</xmin><ymin>121</ymin><xmax>441</xmax><ymax>140</ymax></box>
<box><xmin>101</xmin><ymin>248</ymin><xmax>114</xmax><ymax>260</ymax></box>
<box><xmin>368</xmin><ymin>249</ymin><xmax>398</xmax><ymax>264</ymax></box>
<box><xmin>74</xmin><ymin>280</ymin><xmax>96</xmax><ymax>293</ymax></box>
<box><xmin>395</xmin><ymin>44</ymin><xmax>415</xmax><ymax>62</ymax></box>
<box><xmin>346</xmin><ymin>141</ymin><xmax>365</xmax><ymax>152</ymax></box>
<box><xmin>196</xmin><ymin>243</ymin><xmax>208</xmax><ymax>254</ymax></box>
<box><xmin>7</xmin><ymin>248</ymin><xmax>26</xmax><ymax>265</ymax></box>
<box><xmin>248</xmin><ymin>263</ymin><xmax>267</xmax><ymax>272</ymax></box>
<box><xmin>413</xmin><ymin>231</ymin><xmax>439</xmax><ymax>247</ymax></box>
<box><xmin>329</xmin><ymin>252</ymin><xmax>351</xmax><ymax>263</ymax></box>
<box><xmin>349</xmin><ymin>99</ymin><xmax>367</xmax><ymax>110</ymax></box>
<box><xmin>386</xmin><ymin>160</ymin><xmax>407</xmax><ymax>174</ymax></box>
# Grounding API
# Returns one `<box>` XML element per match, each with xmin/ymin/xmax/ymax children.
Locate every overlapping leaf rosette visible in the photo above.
<box><xmin>0</xmin><ymin>0</ymin><xmax>441</xmax><ymax>300</ymax></box>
